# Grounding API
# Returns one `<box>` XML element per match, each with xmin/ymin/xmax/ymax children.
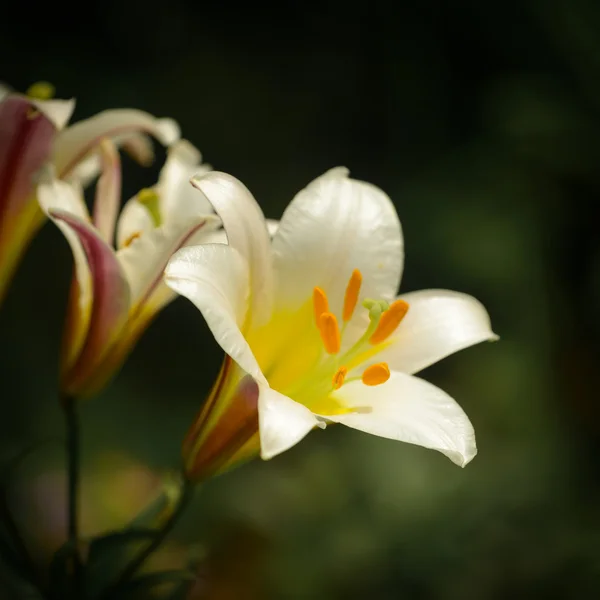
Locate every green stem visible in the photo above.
<box><xmin>100</xmin><ymin>478</ymin><xmax>194</xmax><ymax>598</ymax></box>
<box><xmin>64</xmin><ymin>397</ymin><xmax>83</xmax><ymax>598</ymax></box>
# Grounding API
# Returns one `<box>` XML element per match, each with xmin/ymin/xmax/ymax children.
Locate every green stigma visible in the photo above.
<box><xmin>362</xmin><ymin>298</ymin><xmax>389</xmax><ymax>320</ymax></box>
<box><xmin>26</xmin><ymin>81</ymin><xmax>55</xmax><ymax>101</ymax></box>
<box><xmin>137</xmin><ymin>188</ymin><xmax>162</xmax><ymax>227</ymax></box>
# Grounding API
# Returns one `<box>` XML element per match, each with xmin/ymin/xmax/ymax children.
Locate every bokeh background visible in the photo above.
<box><xmin>2</xmin><ymin>0</ymin><xmax>600</xmax><ymax>597</ymax></box>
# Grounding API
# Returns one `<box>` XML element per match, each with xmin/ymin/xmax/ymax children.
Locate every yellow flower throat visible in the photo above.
<box><xmin>250</xmin><ymin>269</ymin><xmax>409</xmax><ymax>416</ymax></box>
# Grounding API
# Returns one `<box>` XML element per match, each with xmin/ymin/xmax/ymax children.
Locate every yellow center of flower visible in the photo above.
<box><xmin>249</xmin><ymin>269</ymin><xmax>409</xmax><ymax>417</ymax></box>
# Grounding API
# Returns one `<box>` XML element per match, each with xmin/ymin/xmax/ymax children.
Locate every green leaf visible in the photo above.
<box><xmin>47</xmin><ymin>539</ymin><xmax>78</xmax><ymax>600</ymax></box>
<box><xmin>85</xmin><ymin>528</ymin><xmax>158</xmax><ymax>597</ymax></box>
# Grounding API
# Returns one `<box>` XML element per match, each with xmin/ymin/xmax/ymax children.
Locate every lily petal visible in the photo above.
<box><xmin>50</xmin><ymin>210</ymin><xmax>131</xmax><ymax>398</ymax></box>
<box><xmin>39</xmin><ymin>175</ymin><xmax>130</xmax><ymax>397</ymax></box>
<box><xmin>191</xmin><ymin>172</ymin><xmax>273</xmax><ymax>326</ymax></box>
<box><xmin>378</xmin><ymin>289</ymin><xmax>498</xmax><ymax>375</ymax></box>
<box><xmin>165</xmin><ymin>244</ymin><xmax>266</xmax><ymax>384</ymax></box>
<box><xmin>272</xmin><ymin>167</ymin><xmax>403</xmax><ymax>317</ymax></box>
<box><xmin>38</xmin><ymin>177</ymin><xmax>93</xmax><ymax>367</ymax></box>
<box><xmin>37</xmin><ymin>167</ymin><xmax>90</xmax><ymax>220</ymax></box>
<box><xmin>53</xmin><ymin>109</ymin><xmax>180</xmax><ymax>179</ymax></box>
<box><xmin>117</xmin><ymin>216</ymin><xmax>218</xmax><ymax>312</ymax></box>
<box><xmin>29</xmin><ymin>97</ymin><xmax>75</xmax><ymax>130</ymax></box>
<box><xmin>115</xmin><ymin>194</ymin><xmax>155</xmax><ymax>249</ymax></box>
<box><xmin>266</xmin><ymin>219</ymin><xmax>279</xmax><ymax>237</ymax></box>
<box><xmin>66</xmin><ymin>131</ymin><xmax>156</xmax><ymax>188</ymax></box>
<box><xmin>158</xmin><ymin>140</ymin><xmax>212</xmax><ymax>223</ymax></box>
<box><xmin>0</xmin><ymin>98</ymin><xmax>66</xmax><ymax>302</ymax></box>
<box><xmin>0</xmin><ymin>97</ymin><xmax>59</xmax><ymax>219</ymax></box>
<box><xmin>328</xmin><ymin>371</ymin><xmax>477</xmax><ymax>466</ymax></box>
<box><xmin>119</xmin><ymin>131</ymin><xmax>156</xmax><ymax>167</ymax></box>
<box><xmin>92</xmin><ymin>139</ymin><xmax>121</xmax><ymax>244</ymax></box>
<box><xmin>258</xmin><ymin>384</ymin><xmax>325</xmax><ymax>460</ymax></box>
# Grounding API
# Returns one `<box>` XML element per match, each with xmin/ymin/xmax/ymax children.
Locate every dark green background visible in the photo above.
<box><xmin>1</xmin><ymin>0</ymin><xmax>599</xmax><ymax>597</ymax></box>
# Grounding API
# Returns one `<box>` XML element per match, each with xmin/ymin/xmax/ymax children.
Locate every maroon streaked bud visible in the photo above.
<box><xmin>0</xmin><ymin>95</ymin><xmax>58</xmax><ymax>303</ymax></box>
<box><xmin>183</xmin><ymin>363</ymin><xmax>261</xmax><ymax>482</ymax></box>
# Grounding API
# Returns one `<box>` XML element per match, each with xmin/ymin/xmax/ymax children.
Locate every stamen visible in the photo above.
<box><xmin>362</xmin><ymin>363</ymin><xmax>390</xmax><ymax>386</ymax></box>
<box><xmin>122</xmin><ymin>232</ymin><xmax>142</xmax><ymax>248</ymax></box>
<box><xmin>343</xmin><ymin>269</ymin><xmax>362</xmax><ymax>322</ymax></box>
<box><xmin>313</xmin><ymin>287</ymin><xmax>329</xmax><ymax>325</ymax></box>
<box><xmin>369</xmin><ymin>300</ymin><xmax>409</xmax><ymax>345</ymax></box>
<box><xmin>26</xmin><ymin>81</ymin><xmax>55</xmax><ymax>100</ymax></box>
<box><xmin>332</xmin><ymin>366</ymin><xmax>348</xmax><ymax>389</ymax></box>
<box><xmin>318</xmin><ymin>312</ymin><xmax>341</xmax><ymax>354</ymax></box>
<box><xmin>137</xmin><ymin>188</ymin><xmax>162</xmax><ymax>227</ymax></box>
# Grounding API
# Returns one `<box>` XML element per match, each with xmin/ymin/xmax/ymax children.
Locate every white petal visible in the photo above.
<box><xmin>38</xmin><ymin>173</ymin><xmax>131</xmax><ymax>392</ymax></box>
<box><xmin>66</xmin><ymin>131</ymin><xmax>165</xmax><ymax>187</ymax></box>
<box><xmin>379</xmin><ymin>289</ymin><xmax>498</xmax><ymax>375</ymax></box>
<box><xmin>53</xmin><ymin>109</ymin><xmax>180</xmax><ymax>179</ymax></box>
<box><xmin>30</xmin><ymin>98</ymin><xmax>75</xmax><ymax>130</ymax></box>
<box><xmin>37</xmin><ymin>167</ymin><xmax>89</xmax><ymax>222</ymax></box>
<box><xmin>119</xmin><ymin>132</ymin><xmax>155</xmax><ymax>166</ymax></box>
<box><xmin>191</xmin><ymin>172</ymin><xmax>273</xmax><ymax>325</ymax></box>
<box><xmin>92</xmin><ymin>139</ymin><xmax>121</xmax><ymax>244</ymax></box>
<box><xmin>37</xmin><ymin>176</ymin><xmax>93</xmax><ymax>355</ymax></box>
<box><xmin>115</xmin><ymin>195</ymin><xmax>155</xmax><ymax>249</ymax></box>
<box><xmin>258</xmin><ymin>384</ymin><xmax>324</xmax><ymax>460</ymax></box>
<box><xmin>116</xmin><ymin>217</ymin><xmax>217</xmax><ymax>310</ymax></box>
<box><xmin>164</xmin><ymin>244</ymin><xmax>266</xmax><ymax>384</ymax></box>
<box><xmin>272</xmin><ymin>167</ymin><xmax>403</xmax><ymax>317</ymax></box>
<box><xmin>158</xmin><ymin>140</ymin><xmax>212</xmax><ymax>223</ymax></box>
<box><xmin>328</xmin><ymin>371</ymin><xmax>477</xmax><ymax>466</ymax></box>
<box><xmin>190</xmin><ymin>221</ymin><xmax>272</xmax><ymax>251</ymax></box>
<box><xmin>266</xmin><ymin>219</ymin><xmax>279</xmax><ymax>237</ymax></box>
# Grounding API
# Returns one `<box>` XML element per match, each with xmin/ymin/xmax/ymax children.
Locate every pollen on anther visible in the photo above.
<box><xmin>318</xmin><ymin>312</ymin><xmax>341</xmax><ymax>354</ymax></box>
<box><xmin>332</xmin><ymin>366</ymin><xmax>348</xmax><ymax>389</ymax></box>
<box><xmin>362</xmin><ymin>363</ymin><xmax>390</xmax><ymax>386</ymax></box>
<box><xmin>313</xmin><ymin>287</ymin><xmax>329</xmax><ymax>325</ymax></box>
<box><xmin>369</xmin><ymin>299</ymin><xmax>409</xmax><ymax>345</ymax></box>
<box><xmin>343</xmin><ymin>269</ymin><xmax>363</xmax><ymax>322</ymax></box>
<box><xmin>122</xmin><ymin>231</ymin><xmax>142</xmax><ymax>248</ymax></box>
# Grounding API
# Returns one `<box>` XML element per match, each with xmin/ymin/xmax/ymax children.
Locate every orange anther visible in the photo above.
<box><xmin>361</xmin><ymin>363</ymin><xmax>390</xmax><ymax>386</ymax></box>
<box><xmin>343</xmin><ymin>269</ymin><xmax>363</xmax><ymax>322</ymax></box>
<box><xmin>122</xmin><ymin>231</ymin><xmax>142</xmax><ymax>248</ymax></box>
<box><xmin>312</xmin><ymin>286</ymin><xmax>329</xmax><ymax>325</ymax></box>
<box><xmin>332</xmin><ymin>366</ymin><xmax>348</xmax><ymax>389</ymax></box>
<box><xmin>369</xmin><ymin>299</ymin><xmax>409</xmax><ymax>345</ymax></box>
<box><xmin>318</xmin><ymin>312</ymin><xmax>341</xmax><ymax>354</ymax></box>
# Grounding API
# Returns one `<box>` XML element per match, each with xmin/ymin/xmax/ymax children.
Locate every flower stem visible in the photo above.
<box><xmin>100</xmin><ymin>478</ymin><xmax>194</xmax><ymax>598</ymax></box>
<box><xmin>63</xmin><ymin>396</ymin><xmax>83</xmax><ymax>598</ymax></box>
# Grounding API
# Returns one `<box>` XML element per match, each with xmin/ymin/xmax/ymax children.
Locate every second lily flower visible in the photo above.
<box><xmin>0</xmin><ymin>83</ymin><xmax>180</xmax><ymax>306</ymax></box>
<box><xmin>39</xmin><ymin>140</ymin><xmax>219</xmax><ymax>400</ymax></box>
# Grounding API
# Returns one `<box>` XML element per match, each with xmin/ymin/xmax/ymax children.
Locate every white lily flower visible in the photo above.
<box><xmin>165</xmin><ymin>168</ymin><xmax>497</xmax><ymax>480</ymax></box>
<box><xmin>0</xmin><ymin>81</ymin><xmax>178</xmax><ymax>305</ymax></box>
<box><xmin>38</xmin><ymin>140</ymin><xmax>219</xmax><ymax>400</ymax></box>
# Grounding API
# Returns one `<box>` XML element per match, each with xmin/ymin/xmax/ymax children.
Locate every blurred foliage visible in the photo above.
<box><xmin>1</xmin><ymin>0</ymin><xmax>600</xmax><ymax>597</ymax></box>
